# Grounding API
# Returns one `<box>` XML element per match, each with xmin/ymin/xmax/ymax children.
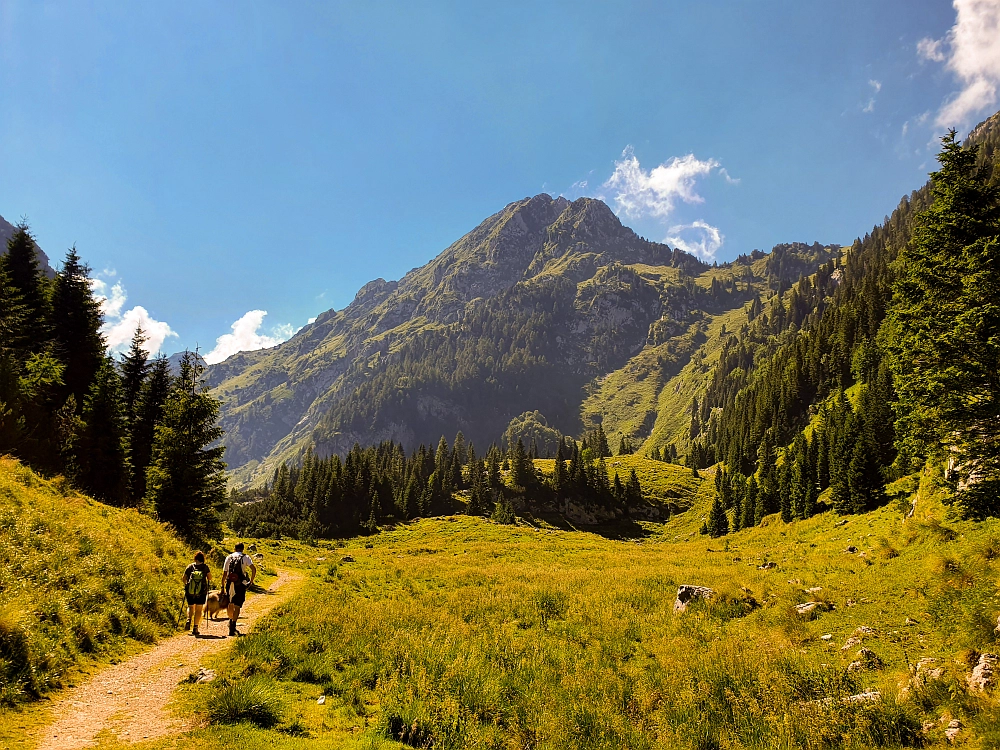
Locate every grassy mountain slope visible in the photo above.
<box><xmin>157</xmin><ymin>472</ymin><xmax>1000</xmax><ymax>749</ymax></box>
<box><xmin>0</xmin><ymin>457</ymin><xmax>190</xmax><ymax>707</ymax></box>
<box><xmin>208</xmin><ymin>190</ymin><xmax>836</xmax><ymax>487</ymax></box>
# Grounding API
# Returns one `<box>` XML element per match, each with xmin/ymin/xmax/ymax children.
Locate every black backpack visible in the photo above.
<box><xmin>226</xmin><ymin>553</ymin><xmax>244</xmax><ymax>584</ymax></box>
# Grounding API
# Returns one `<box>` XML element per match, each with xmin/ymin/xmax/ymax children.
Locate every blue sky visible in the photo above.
<box><xmin>2</xmin><ymin>1</ymin><xmax>998</xmax><ymax>359</ymax></box>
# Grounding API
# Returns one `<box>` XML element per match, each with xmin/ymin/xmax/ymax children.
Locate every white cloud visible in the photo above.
<box><xmin>91</xmin><ymin>275</ymin><xmax>177</xmax><ymax>355</ymax></box>
<box><xmin>863</xmin><ymin>79</ymin><xmax>882</xmax><ymax>113</ymax></box>
<box><xmin>307</xmin><ymin>316</ymin><xmax>317</xmax><ymax>324</ymax></box>
<box><xmin>603</xmin><ymin>148</ymin><xmax>723</xmax><ymax>219</ymax></box>
<box><xmin>203</xmin><ymin>310</ymin><xmax>296</xmax><ymax>365</ymax></box>
<box><xmin>918</xmin><ymin>37</ymin><xmax>946</xmax><ymax>63</ymax></box>
<box><xmin>665</xmin><ymin>221</ymin><xmax>725</xmax><ymax>262</ymax></box>
<box><xmin>920</xmin><ymin>0</ymin><xmax>1000</xmax><ymax>128</ymax></box>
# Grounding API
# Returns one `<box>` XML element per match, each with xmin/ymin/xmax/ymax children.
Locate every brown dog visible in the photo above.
<box><xmin>204</xmin><ymin>590</ymin><xmax>230</xmax><ymax>621</ymax></box>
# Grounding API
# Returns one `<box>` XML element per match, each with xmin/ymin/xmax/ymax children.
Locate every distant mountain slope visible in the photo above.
<box><xmin>0</xmin><ymin>213</ymin><xmax>56</xmax><ymax>277</ymax></box>
<box><xmin>208</xmin><ymin>194</ymin><xmax>836</xmax><ymax>486</ymax></box>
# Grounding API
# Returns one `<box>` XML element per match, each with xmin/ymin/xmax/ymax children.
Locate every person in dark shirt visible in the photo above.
<box><xmin>182</xmin><ymin>551</ymin><xmax>212</xmax><ymax>637</ymax></box>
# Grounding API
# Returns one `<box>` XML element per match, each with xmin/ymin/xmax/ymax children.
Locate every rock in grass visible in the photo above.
<box><xmin>673</xmin><ymin>585</ymin><xmax>714</xmax><ymax>613</ymax></box>
<box><xmin>317</xmin><ymin>695</ymin><xmax>326</xmax><ymax>705</ymax></box>
<box><xmin>794</xmin><ymin>601</ymin><xmax>831</xmax><ymax>618</ymax></box>
<box><xmin>968</xmin><ymin>653</ymin><xmax>998</xmax><ymax>692</ymax></box>
<box><xmin>341</xmin><ymin>555</ymin><xmax>355</xmax><ymax>563</ymax></box>
<box><xmin>945</xmin><ymin>719</ymin><xmax>963</xmax><ymax>743</ymax></box>
<box><xmin>847</xmin><ymin>648</ymin><xmax>884</xmax><ymax>673</ymax></box>
<box><xmin>757</xmin><ymin>561</ymin><xmax>777</xmax><ymax>570</ymax></box>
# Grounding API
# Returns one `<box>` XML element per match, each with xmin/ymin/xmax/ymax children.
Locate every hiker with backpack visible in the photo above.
<box><xmin>182</xmin><ymin>551</ymin><xmax>212</xmax><ymax>637</ymax></box>
<box><xmin>221</xmin><ymin>543</ymin><xmax>257</xmax><ymax>637</ymax></box>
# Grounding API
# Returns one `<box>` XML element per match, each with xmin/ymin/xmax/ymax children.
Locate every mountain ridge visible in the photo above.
<box><xmin>207</xmin><ymin>193</ymin><xmax>836</xmax><ymax>486</ymax></box>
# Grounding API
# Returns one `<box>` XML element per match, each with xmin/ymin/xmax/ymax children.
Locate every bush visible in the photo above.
<box><xmin>209</xmin><ymin>675</ymin><xmax>284</xmax><ymax>727</ymax></box>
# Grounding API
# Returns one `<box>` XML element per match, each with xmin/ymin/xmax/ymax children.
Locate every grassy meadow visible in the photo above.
<box><xmin>0</xmin><ymin>457</ymin><xmax>195</xmax><ymax>710</ymax></box>
<box><xmin>153</xmin><ymin>470</ymin><xmax>1000</xmax><ymax>749</ymax></box>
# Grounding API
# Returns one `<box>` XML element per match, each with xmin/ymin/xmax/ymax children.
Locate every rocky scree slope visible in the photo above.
<box><xmin>207</xmin><ymin>194</ymin><xmax>836</xmax><ymax>486</ymax></box>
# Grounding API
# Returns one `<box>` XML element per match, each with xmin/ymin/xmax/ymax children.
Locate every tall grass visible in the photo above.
<box><xmin>198</xmin><ymin>496</ymin><xmax>1000</xmax><ymax>748</ymax></box>
<box><xmin>0</xmin><ymin>458</ymin><xmax>190</xmax><ymax>705</ymax></box>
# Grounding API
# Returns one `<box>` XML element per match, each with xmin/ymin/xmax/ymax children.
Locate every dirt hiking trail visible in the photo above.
<box><xmin>36</xmin><ymin>569</ymin><xmax>303</xmax><ymax>750</ymax></box>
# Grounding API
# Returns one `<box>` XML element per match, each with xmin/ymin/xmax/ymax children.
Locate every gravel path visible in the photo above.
<box><xmin>36</xmin><ymin>569</ymin><xmax>303</xmax><ymax>749</ymax></box>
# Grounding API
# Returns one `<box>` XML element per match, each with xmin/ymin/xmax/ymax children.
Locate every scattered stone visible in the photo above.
<box><xmin>841</xmin><ymin>636</ymin><xmax>861</xmax><ymax>651</ymax></box>
<box><xmin>252</xmin><ymin>553</ymin><xmax>264</xmax><ymax>561</ymax></box>
<box><xmin>968</xmin><ymin>653</ymin><xmax>998</xmax><ymax>692</ymax></box>
<box><xmin>905</xmin><ymin>617</ymin><xmax>918</xmax><ymax>626</ymax></box>
<box><xmin>183</xmin><ymin>667</ymin><xmax>216</xmax><ymax>684</ymax></box>
<box><xmin>845</xmin><ymin>598</ymin><xmax>856</xmax><ymax>607</ymax></box>
<box><xmin>758</xmin><ymin>561</ymin><xmax>777</xmax><ymax>570</ymax></box>
<box><xmin>914</xmin><ymin>657</ymin><xmax>944</xmax><ymax>683</ymax></box>
<box><xmin>788</xmin><ymin>578</ymin><xmax>802</xmax><ymax>585</ymax></box>
<box><xmin>848</xmin><ymin>648</ymin><xmax>885</xmax><ymax>673</ymax></box>
<box><xmin>921</xmin><ymin>721</ymin><xmax>936</xmax><ymax>736</ymax></box>
<box><xmin>316</xmin><ymin>557</ymin><xmax>326</xmax><ymax>562</ymax></box>
<box><xmin>845</xmin><ymin>689</ymin><xmax>881</xmax><ymax>703</ymax></box>
<box><xmin>341</xmin><ymin>555</ymin><xmax>355</xmax><ymax>563</ymax></box>
<box><xmin>853</xmin><ymin>625</ymin><xmax>877</xmax><ymax>637</ymax></box>
<box><xmin>795</xmin><ymin>601</ymin><xmax>830</xmax><ymax>617</ymax></box>
<box><xmin>248</xmin><ymin>544</ymin><xmax>258</xmax><ymax>553</ymax></box>
<box><xmin>821</xmin><ymin>634</ymin><xmax>833</xmax><ymax>641</ymax></box>
<box><xmin>806</xmin><ymin>586</ymin><xmax>823</xmax><ymax>594</ymax></box>
<box><xmin>945</xmin><ymin>719</ymin><xmax>962</xmax><ymax>743</ymax></box>
<box><xmin>317</xmin><ymin>695</ymin><xmax>326</xmax><ymax>705</ymax></box>
<box><xmin>673</xmin><ymin>585</ymin><xmax>714</xmax><ymax>614</ymax></box>
<box><xmin>845</xmin><ymin>546</ymin><xmax>859</xmax><ymax>554</ymax></box>
<box><xmin>835</xmin><ymin>519</ymin><xmax>848</xmax><ymax>527</ymax></box>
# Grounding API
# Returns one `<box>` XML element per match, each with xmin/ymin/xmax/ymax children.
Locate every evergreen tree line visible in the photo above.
<box><xmin>229</xmin><ymin>430</ymin><xmax>647</xmax><ymax>540</ymax></box>
<box><xmin>0</xmin><ymin>224</ymin><xmax>226</xmax><ymax>538</ymax></box>
<box><xmin>699</xmin><ymin>127</ymin><xmax>1000</xmax><ymax>530</ymax></box>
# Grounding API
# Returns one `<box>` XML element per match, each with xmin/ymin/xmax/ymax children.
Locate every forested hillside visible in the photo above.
<box><xmin>680</xmin><ymin>112</ymin><xmax>1000</xmax><ymax>532</ymax></box>
<box><xmin>0</xmin><ymin>227</ymin><xmax>228</xmax><ymax>540</ymax></box>
<box><xmin>208</xmin><ymin>194</ymin><xmax>838</xmax><ymax>486</ymax></box>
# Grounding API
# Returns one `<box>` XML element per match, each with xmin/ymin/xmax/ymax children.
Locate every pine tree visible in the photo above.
<box><xmin>884</xmin><ymin>130</ymin><xmax>1000</xmax><ymax>518</ymax></box>
<box><xmin>77</xmin><ymin>357</ymin><xmax>129</xmax><ymax>506</ymax></box>
<box><xmin>0</xmin><ymin>222</ymin><xmax>50</xmax><ymax>352</ymax></box>
<box><xmin>707</xmin><ymin>494</ymin><xmax>729</xmax><ymax>537</ymax></box>
<box><xmin>130</xmin><ymin>356</ymin><xmax>170</xmax><ymax>505</ymax></box>
<box><xmin>145</xmin><ymin>352</ymin><xmax>227</xmax><ymax>539</ymax></box>
<box><xmin>50</xmin><ymin>248</ymin><xmax>103</xmax><ymax>412</ymax></box>
<box><xmin>119</xmin><ymin>326</ymin><xmax>150</xmax><ymax>429</ymax></box>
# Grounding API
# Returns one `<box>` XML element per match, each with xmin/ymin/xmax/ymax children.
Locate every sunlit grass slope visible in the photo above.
<box><xmin>0</xmin><ymin>457</ymin><xmax>191</xmax><ymax>707</ymax></box>
<box><xmin>165</xmin><ymin>478</ymin><xmax>1000</xmax><ymax>749</ymax></box>
<box><xmin>534</xmin><ymin>454</ymin><xmax>713</xmax><ymax>514</ymax></box>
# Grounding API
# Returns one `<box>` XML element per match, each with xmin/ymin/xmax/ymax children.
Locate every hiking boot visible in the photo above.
<box><xmin>192</xmin><ymin>626</ymin><xmax>200</xmax><ymax>637</ymax></box>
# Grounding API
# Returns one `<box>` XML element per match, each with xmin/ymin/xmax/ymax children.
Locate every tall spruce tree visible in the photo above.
<box><xmin>883</xmin><ymin>130</ymin><xmax>1000</xmax><ymax>518</ymax></box>
<box><xmin>77</xmin><ymin>357</ymin><xmax>129</xmax><ymax>506</ymax></box>
<box><xmin>50</xmin><ymin>248</ymin><xmax>103</xmax><ymax>412</ymax></box>
<box><xmin>130</xmin><ymin>356</ymin><xmax>170</xmax><ymax>505</ymax></box>
<box><xmin>145</xmin><ymin>352</ymin><xmax>227</xmax><ymax>539</ymax></box>
<box><xmin>0</xmin><ymin>223</ymin><xmax>50</xmax><ymax>352</ymax></box>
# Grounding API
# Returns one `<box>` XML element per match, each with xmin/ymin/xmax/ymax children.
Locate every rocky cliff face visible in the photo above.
<box><xmin>207</xmin><ymin>194</ymin><xmax>835</xmax><ymax>486</ymax></box>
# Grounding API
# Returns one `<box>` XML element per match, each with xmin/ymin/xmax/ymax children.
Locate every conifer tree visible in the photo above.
<box><xmin>884</xmin><ymin>130</ymin><xmax>1000</xmax><ymax>517</ymax></box>
<box><xmin>130</xmin><ymin>356</ymin><xmax>170</xmax><ymax>505</ymax></box>
<box><xmin>706</xmin><ymin>493</ymin><xmax>729</xmax><ymax>537</ymax></box>
<box><xmin>77</xmin><ymin>357</ymin><xmax>129</xmax><ymax>506</ymax></box>
<box><xmin>119</xmin><ymin>327</ymin><xmax>149</xmax><ymax>429</ymax></box>
<box><xmin>145</xmin><ymin>352</ymin><xmax>227</xmax><ymax>539</ymax></box>
<box><xmin>0</xmin><ymin>223</ymin><xmax>50</xmax><ymax>352</ymax></box>
<box><xmin>50</xmin><ymin>248</ymin><xmax>103</xmax><ymax>411</ymax></box>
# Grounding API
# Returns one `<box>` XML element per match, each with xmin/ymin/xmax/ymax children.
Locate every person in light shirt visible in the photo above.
<box><xmin>220</xmin><ymin>542</ymin><xmax>257</xmax><ymax>636</ymax></box>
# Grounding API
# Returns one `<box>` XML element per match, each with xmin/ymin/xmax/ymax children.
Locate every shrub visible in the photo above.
<box><xmin>209</xmin><ymin>675</ymin><xmax>284</xmax><ymax>727</ymax></box>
